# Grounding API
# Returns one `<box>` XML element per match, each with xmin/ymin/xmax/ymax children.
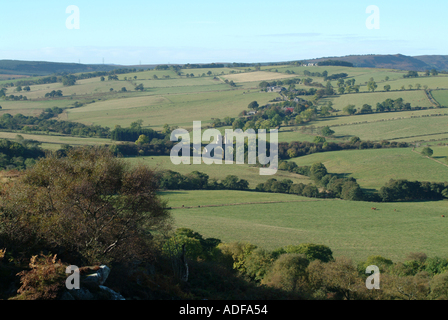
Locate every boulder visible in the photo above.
<box><xmin>82</xmin><ymin>265</ymin><xmax>110</xmax><ymax>285</ymax></box>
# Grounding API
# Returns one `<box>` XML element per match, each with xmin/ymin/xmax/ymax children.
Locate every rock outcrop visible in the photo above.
<box><xmin>61</xmin><ymin>265</ymin><xmax>125</xmax><ymax>300</ymax></box>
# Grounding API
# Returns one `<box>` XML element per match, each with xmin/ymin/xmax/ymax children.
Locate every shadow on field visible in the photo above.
<box><xmin>157</xmin><ymin>191</ymin><xmax>189</xmax><ymax>195</ymax></box>
<box><xmin>333</xmin><ymin>172</ymin><xmax>352</xmax><ymax>179</ymax></box>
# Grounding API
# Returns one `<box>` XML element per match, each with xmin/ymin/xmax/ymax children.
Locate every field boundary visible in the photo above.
<box><xmin>168</xmin><ymin>198</ymin><xmax>327</xmax><ymax>210</ymax></box>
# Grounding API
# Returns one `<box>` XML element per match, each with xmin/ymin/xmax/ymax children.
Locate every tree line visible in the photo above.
<box><xmin>0</xmin><ymin>112</ymin><xmax>110</xmax><ymax>138</ymax></box>
<box><xmin>317</xmin><ymin>60</ymin><xmax>354</xmax><ymax>67</ymax></box>
<box><xmin>0</xmin><ymin>138</ymin><xmax>45</xmax><ymax>170</ymax></box>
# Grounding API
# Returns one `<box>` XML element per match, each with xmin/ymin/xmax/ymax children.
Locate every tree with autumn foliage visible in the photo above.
<box><xmin>0</xmin><ymin>146</ymin><xmax>172</xmax><ymax>266</ymax></box>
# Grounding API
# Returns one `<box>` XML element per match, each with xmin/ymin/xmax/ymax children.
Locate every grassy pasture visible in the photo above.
<box><xmin>66</xmin><ymin>90</ymin><xmax>278</xmax><ymax>129</ymax></box>
<box><xmin>167</xmin><ymin>190</ymin><xmax>448</xmax><ymax>262</ymax></box>
<box><xmin>310</xmin><ymin>107</ymin><xmax>445</xmax><ymax>127</ymax></box>
<box><xmin>0</xmin><ymin>131</ymin><xmax>112</xmax><ymax>146</ymax></box>
<box><xmin>272</xmin><ymin>127</ymin><xmax>344</xmax><ymax>143</ymax></box>
<box><xmin>431</xmin><ymin>90</ymin><xmax>448</xmax><ymax>106</ymax></box>
<box><xmin>320</xmin><ymin>90</ymin><xmax>432</xmax><ymax>113</ymax></box>
<box><xmin>330</xmin><ymin>114</ymin><xmax>448</xmax><ymax>141</ymax></box>
<box><xmin>0</xmin><ymin>99</ymin><xmax>78</xmax><ymax>117</ymax></box>
<box><xmin>363</xmin><ymin>75</ymin><xmax>448</xmax><ymax>92</ymax></box>
<box><xmin>180</xmin><ymin>67</ymin><xmax>242</xmax><ymax>75</ymax></box>
<box><xmin>126</xmin><ymin>155</ymin><xmax>311</xmax><ymax>188</ymax></box>
<box><xmin>414</xmin><ymin>145</ymin><xmax>448</xmax><ymax>159</ymax></box>
<box><xmin>117</xmin><ymin>69</ymin><xmax>180</xmax><ymax>80</ymax></box>
<box><xmin>159</xmin><ymin>189</ymin><xmax>316</xmax><ymax>208</ymax></box>
<box><xmin>289</xmin><ymin>147</ymin><xmax>448</xmax><ymax>190</ymax></box>
<box><xmin>134</xmin><ymin>76</ymin><xmax>224</xmax><ymax>88</ymax></box>
<box><xmin>221</xmin><ymin>71</ymin><xmax>297</xmax><ymax>83</ymax></box>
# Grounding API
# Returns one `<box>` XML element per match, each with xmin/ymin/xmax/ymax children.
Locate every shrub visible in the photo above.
<box><xmin>261</xmin><ymin>253</ymin><xmax>310</xmax><ymax>294</ymax></box>
<box><xmin>284</xmin><ymin>243</ymin><xmax>333</xmax><ymax>263</ymax></box>
<box><xmin>13</xmin><ymin>254</ymin><xmax>67</xmax><ymax>300</ymax></box>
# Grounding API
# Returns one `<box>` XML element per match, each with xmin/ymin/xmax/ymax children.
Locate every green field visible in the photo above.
<box><xmin>66</xmin><ymin>89</ymin><xmax>278</xmax><ymax>129</ymax></box>
<box><xmin>329</xmin><ymin>114</ymin><xmax>448</xmax><ymax>141</ymax></box>
<box><xmin>166</xmin><ymin>190</ymin><xmax>448</xmax><ymax>262</ymax></box>
<box><xmin>126</xmin><ymin>155</ymin><xmax>311</xmax><ymax>188</ymax></box>
<box><xmin>319</xmin><ymin>90</ymin><xmax>433</xmax><ymax>112</ymax></box>
<box><xmin>0</xmin><ymin>131</ymin><xmax>112</xmax><ymax>147</ymax></box>
<box><xmin>432</xmin><ymin>90</ymin><xmax>448</xmax><ymax>107</ymax></box>
<box><xmin>289</xmin><ymin>147</ymin><xmax>448</xmax><ymax>190</ymax></box>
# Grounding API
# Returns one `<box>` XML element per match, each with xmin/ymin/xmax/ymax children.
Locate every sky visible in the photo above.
<box><xmin>0</xmin><ymin>0</ymin><xmax>447</xmax><ymax>65</ymax></box>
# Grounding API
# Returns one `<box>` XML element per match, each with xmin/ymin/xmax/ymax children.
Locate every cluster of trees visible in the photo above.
<box><xmin>183</xmin><ymin>63</ymin><xmax>225</xmax><ymax>69</ymax></box>
<box><xmin>375</xmin><ymin>98</ymin><xmax>412</xmax><ymax>112</ymax></box>
<box><xmin>255</xmin><ymin>178</ymin><xmax>320</xmax><ymax>198</ymax></box>
<box><xmin>317</xmin><ymin>60</ymin><xmax>354</xmax><ymax>67</ymax></box>
<box><xmin>45</xmin><ymin>90</ymin><xmax>63</xmax><ymax>98</ymax></box>
<box><xmin>403</xmin><ymin>71</ymin><xmax>419</xmax><ymax>78</ymax></box>
<box><xmin>159</xmin><ymin>171</ymin><xmax>249</xmax><ymax>191</ymax></box>
<box><xmin>273</xmin><ymin>162</ymin><xmax>364</xmax><ymax>201</ymax></box>
<box><xmin>334</xmin><ymin>78</ymin><xmax>359</xmax><ymax>94</ymax></box>
<box><xmin>109</xmin><ymin>139</ymin><xmax>173</xmax><ymax>157</ymax></box>
<box><xmin>3</xmin><ymin>94</ymin><xmax>28</xmax><ymax>101</ymax></box>
<box><xmin>343</xmin><ymin>97</ymin><xmax>414</xmax><ymax>115</ymax></box>
<box><xmin>303</xmin><ymin>70</ymin><xmax>325</xmax><ymax>77</ymax></box>
<box><xmin>236</xmin><ymin>102</ymin><xmax>312</xmax><ymax>130</ymax></box>
<box><xmin>110</xmin><ymin>127</ymin><xmax>162</xmax><ymax>142</ymax></box>
<box><xmin>425</xmin><ymin>69</ymin><xmax>439</xmax><ymax>76</ymax></box>
<box><xmin>325</xmin><ymin>73</ymin><xmax>348</xmax><ymax>81</ymax></box>
<box><xmin>166</xmin><ymin>227</ymin><xmax>448</xmax><ymax>300</ymax></box>
<box><xmin>61</xmin><ymin>75</ymin><xmax>76</xmax><ymax>86</ymax></box>
<box><xmin>0</xmin><ymin>113</ymin><xmax>110</xmax><ymax>138</ymax></box>
<box><xmin>6</xmin><ymin>69</ymin><xmax>141</xmax><ymax>90</ymax></box>
<box><xmin>379</xmin><ymin>179</ymin><xmax>448</xmax><ymax>202</ymax></box>
<box><xmin>224</xmin><ymin>79</ymin><xmax>236</xmax><ymax>87</ymax></box>
<box><xmin>259</xmin><ymin>78</ymin><xmax>311</xmax><ymax>90</ymax></box>
<box><xmin>15</xmin><ymin>85</ymin><xmax>30</xmax><ymax>92</ymax></box>
<box><xmin>277</xmin><ymin>137</ymin><xmax>409</xmax><ymax>160</ymax></box>
<box><xmin>13</xmin><ymin>76</ymin><xmax>58</xmax><ymax>87</ymax></box>
<box><xmin>0</xmin><ymin>138</ymin><xmax>45</xmax><ymax>170</ymax></box>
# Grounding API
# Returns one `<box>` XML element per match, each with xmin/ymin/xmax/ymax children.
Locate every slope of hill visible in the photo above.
<box><xmin>307</xmin><ymin>54</ymin><xmax>448</xmax><ymax>71</ymax></box>
<box><xmin>0</xmin><ymin>60</ymin><xmax>124</xmax><ymax>76</ymax></box>
<box><xmin>413</xmin><ymin>55</ymin><xmax>448</xmax><ymax>71</ymax></box>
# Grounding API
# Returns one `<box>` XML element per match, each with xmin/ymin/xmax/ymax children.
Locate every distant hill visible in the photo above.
<box><xmin>413</xmin><ymin>55</ymin><xmax>448</xmax><ymax>71</ymax></box>
<box><xmin>0</xmin><ymin>60</ymin><xmax>126</xmax><ymax>76</ymax></box>
<box><xmin>305</xmin><ymin>54</ymin><xmax>448</xmax><ymax>71</ymax></box>
<box><xmin>2</xmin><ymin>54</ymin><xmax>448</xmax><ymax>76</ymax></box>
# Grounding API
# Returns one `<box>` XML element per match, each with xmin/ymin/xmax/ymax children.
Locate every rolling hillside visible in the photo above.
<box><xmin>307</xmin><ymin>54</ymin><xmax>448</xmax><ymax>71</ymax></box>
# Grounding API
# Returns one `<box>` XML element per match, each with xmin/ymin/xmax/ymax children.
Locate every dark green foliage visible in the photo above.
<box><xmin>0</xmin><ymin>113</ymin><xmax>110</xmax><ymax>138</ymax></box>
<box><xmin>0</xmin><ymin>138</ymin><xmax>45</xmax><ymax>170</ymax></box>
<box><xmin>159</xmin><ymin>171</ymin><xmax>249</xmax><ymax>192</ymax></box>
<box><xmin>111</xmin><ymin>127</ymin><xmax>162</xmax><ymax>142</ymax></box>
<box><xmin>421</xmin><ymin>147</ymin><xmax>433</xmax><ymax>157</ymax></box>
<box><xmin>324</xmin><ymin>73</ymin><xmax>348</xmax><ymax>81</ymax></box>
<box><xmin>284</xmin><ymin>244</ymin><xmax>334</xmax><ymax>263</ymax></box>
<box><xmin>403</xmin><ymin>71</ymin><xmax>419</xmax><ymax>78</ymax></box>
<box><xmin>317</xmin><ymin>60</ymin><xmax>353</xmax><ymax>67</ymax></box>
<box><xmin>379</xmin><ymin>179</ymin><xmax>448</xmax><ymax>202</ymax></box>
<box><xmin>321</xmin><ymin>126</ymin><xmax>335</xmax><ymax>137</ymax></box>
<box><xmin>309</xmin><ymin>162</ymin><xmax>328</xmax><ymax>182</ymax></box>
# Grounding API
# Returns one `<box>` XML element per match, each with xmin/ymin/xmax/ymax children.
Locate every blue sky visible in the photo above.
<box><xmin>0</xmin><ymin>0</ymin><xmax>446</xmax><ymax>65</ymax></box>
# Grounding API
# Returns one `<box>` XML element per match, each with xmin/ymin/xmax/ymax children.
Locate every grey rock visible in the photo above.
<box><xmin>83</xmin><ymin>265</ymin><xmax>111</xmax><ymax>285</ymax></box>
<box><xmin>68</xmin><ymin>287</ymin><xmax>94</xmax><ymax>300</ymax></box>
<box><xmin>99</xmin><ymin>285</ymin><xmax>125</xmax><ymax>300</ymax></box>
